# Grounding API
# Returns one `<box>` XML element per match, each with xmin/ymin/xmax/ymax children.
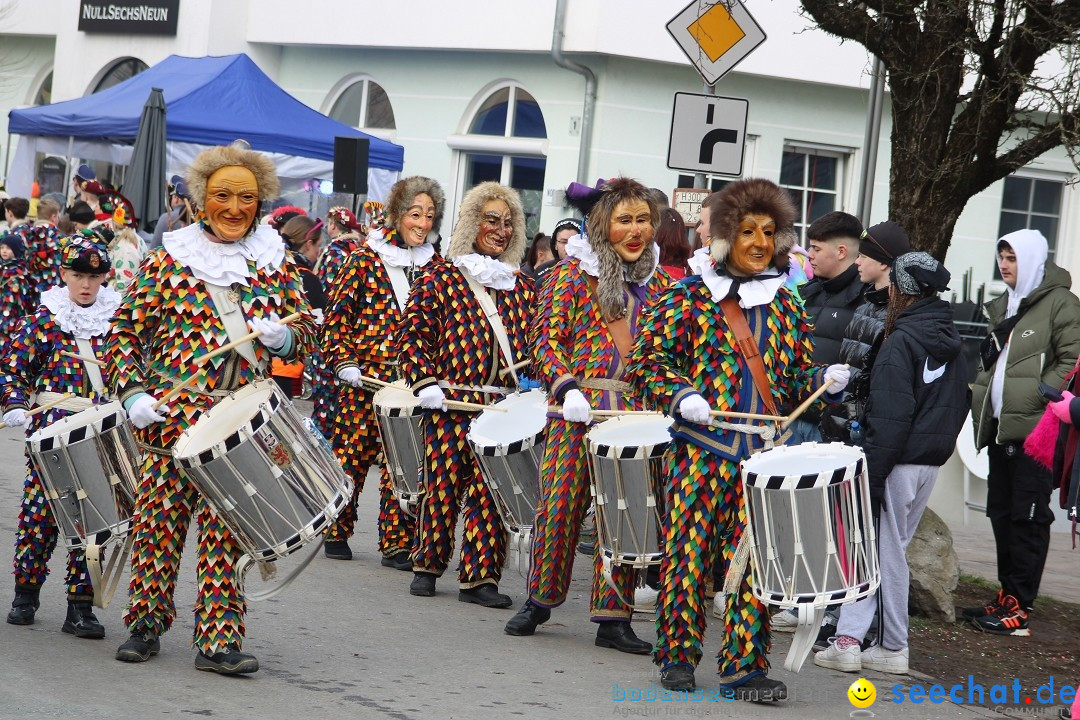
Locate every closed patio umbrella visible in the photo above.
<box><xmin>123</xmin><ymin>87</ymin><xmax>168</xmax><ymax>234</ymax></box>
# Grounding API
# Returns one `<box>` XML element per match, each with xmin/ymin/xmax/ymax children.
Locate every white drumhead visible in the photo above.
<box><xmin>469</xmin><ymin>390</ymin><xmax>547</xmax><ymax>447</ymax></box>
<box><xmin>373</xmin><ymin>381</ymin><xmax>419</xmax><ymax>411</ymax></box>
<box><xmin>742</xmin><ymin>441</ymin><xmax>864</xmax><ymax>478</ymax></box>
<box><xmin>587</xmin><ymin>413</ymin><xmax>672</xmax><ymax>449</ymax></box>
<box><xmin>173</xmin><ymin>381</ymin><xmax>278</xmax><ymax>458</ymax></box>
<box><xmin>28</xmin><ymin>401</ymin><xmax>126</xmax><ymax>443</ymax></box>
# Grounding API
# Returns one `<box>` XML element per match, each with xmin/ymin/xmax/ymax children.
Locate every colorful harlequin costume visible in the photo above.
<box><xmin>20</xmin><ymin>220</ymin><xmax>61</xmax><ymax>309</ymax></box>
<box><xmin>309</xmin><ymin>208</ymin><xmax>362</xmax><ymax>437</ymax></box>
<box><xmin>400</xmin><ymin>182</ymin><xmax>533</xmax><ymax>598</ymax></box>
<box><xmin>513</xmin><ymin>178</ymin><xmax>671</xmax><ymax>640</ymax></box>
<box><xmin>323</xmin><ymin>181</ymin><xmax>444</xmax><ymax>565</ymax></box>
<box><xmin>2</xmin><ymin>235</ymin><xmax>120</xmax><ymax>634</ymax></box>
<box><xmin>0</xmin><ymin>236</ymin><xmax>32</xmax><ymax>339</ymax></box>
<box><xmin>626</xmin><ymin>179</ymin><xmax>834</xmax><ymax>698</ymax></box>
<box><xmin>106</xmin><ymin>146</ymin><xmax>316</xmax><ymax>667</ymax></box>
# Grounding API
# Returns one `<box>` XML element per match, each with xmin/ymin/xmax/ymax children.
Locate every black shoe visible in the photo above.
<box><xmin>459</xmin><ymin>584</ymin><xmax>512</xmax><ymax>608</ymax></box>
<box><xmin>6</xmin><ymin>586</ymin><xmax>40</xmax><ymax>626</ymax></box>
<box><xmin>380</xmin><ymin>551</ymin><xmax>412</xmax><ymax>571</ymax></box>
<box><xmin>811</xmin><ymin>613</ymin><xmax>841</xmax><ymax>652</ymax></box>
<box><xmin>595</xmin><ymin>621</ymin><xmax>653</xmax><ymax>654</ymax></box>
<box><xmin>116</xmin><ymin>631</ymin><xmax>160</xmax><ymax>662</ymax></box>
<box><xmin>504</xmin><ymin>600</ymin><xmax>551</xmax><ymax>636</ymax></box>
<box><xmin>961</xmin><ymin>589</ymin><xmax>1004</xmax><ymax>620</ymax></box>
<box><xmin>660</xmin><ymin>664</ymin><xmax>696</xmax><ymax>690</ymax></box>
<box><xmin>722</xmin><ymin>672</ymin><xmax>787</xmax><ymax>703</ymax></box>
<box><xmin>194</xmin><ymin>644</ymin><xmax>259</xmax><ymax>675</ymax></box>
<box><xmin>62</xmin><ymin>597</ymin><xmax>105</xmax><ymax>639</ymax></box>
<box><xmin>410</xmin><ymin>573</ymin><xmax>436</xmax><ymax>597</ymax></box>
<box><xmin>324</xmin><ymin>539</ymin><xmax>353</xmax><ymax>560</ymax></box>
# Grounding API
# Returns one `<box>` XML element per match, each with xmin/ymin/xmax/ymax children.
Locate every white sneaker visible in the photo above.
<box><xmin>813</xmin><ymin>637</ymin><xmax>862</xmax><ymax>673</ymax></box>
<box><xmin>771</xmin><ymin>608</ymin><xmax>798</xmax><ymax>633</ymax></box>
<box><xmin>860</xmin><ymin>644</ymin><xmax>909</xmax><ymax>675</ymax></box>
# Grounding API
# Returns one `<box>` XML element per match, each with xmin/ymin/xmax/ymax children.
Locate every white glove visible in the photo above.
<box><xmin>678</xmin><ymin>394</ymin><xmax>712</xmax><ymax>425</ymax></box>
<box><xmin>561</xmin><ymin>389</ymin><xmax>592</xmax><ymax>424</ymax></box>
<box><xmin>3</xmin><ymin>409</ymin><xmax>27</xmax><ymax>427</ymax></box>
<box><xmin>824</xmin><ymin>364</ymin><xmax>851</xmax><ymax>395</ymax></box>
<box><xmin>249</xmin><ymin>313</ymin><xmax>289</xmax><ymax>352</ymax></box>
<box><xmin>338</xmin><ymin>367</ymin><xmax>363</xmax><ymax>388</ymax></box>
<box><xmin>129</xmin><ymin>394</ymin><xmax>169</xmax><ymax>429</ymax></box>
<box><xmin>417</xmin><ymin>385</ymin><xmax>447</xmax><ymax>410</ymax></box>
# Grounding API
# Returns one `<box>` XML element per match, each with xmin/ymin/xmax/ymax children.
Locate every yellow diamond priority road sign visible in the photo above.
<box><xmin>667</xmin><ymin>0</ymin><xmax>766</xmax><ymax>86</ymax></box>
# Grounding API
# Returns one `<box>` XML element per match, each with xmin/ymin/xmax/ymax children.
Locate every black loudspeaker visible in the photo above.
<box><xmin>333</xmin><ymin>136</ymin><xmax>369</xmax><ymax>195</ymax></box>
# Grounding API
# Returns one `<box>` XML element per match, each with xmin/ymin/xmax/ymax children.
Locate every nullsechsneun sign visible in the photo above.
<box><xmin>78</xmin><ymin>0</ymin><xmax>179</xmax><ymax>36</ymax></box>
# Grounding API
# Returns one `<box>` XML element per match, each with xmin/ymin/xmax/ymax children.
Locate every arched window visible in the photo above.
<box><xmin>93</xmin><ymin>58</ymin><xmax>148</xmax><ymax>93</ymax></box>
<box><xmin>327</xmin><ymin>77</ymin><xmax>396</xmax><ymax>133</ymax></box>
<box><xmin>450</xmin><ymin>83</ymin><xmax>547</xmax><ymax>238</ymax></box>
<box><xmin>33</xmin><ymin>71</ymin><xmax>52</xmax><ymax>106</ymax></box>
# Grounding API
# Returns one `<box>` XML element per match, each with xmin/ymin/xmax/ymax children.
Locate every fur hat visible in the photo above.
<box><xmin>708</xmin><ymin>178</ymin><xmax>798</xmax><ymax>270</ymax></box>
<box><xmin>446</xmin><ymin>182</ymin><xmax>526</xmax><ymax>265</ymax></box>
<box><xmin>582</xmin><ymin>177</ymin><xmax>659</xmax><ymax>320</ymax></box>
<box><xmin>385</xmin><ymin>176</ymin><xmax>446</xmax><ymax>243</ymax></box>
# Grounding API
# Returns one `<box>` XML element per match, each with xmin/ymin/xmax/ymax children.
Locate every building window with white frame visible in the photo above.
<box><xmin>328</xmin><ymin>77</ymin><xmax>396</xmax><ymax>134</ymax></box>
<box><xmin>779</xmin><ymin>144</ymin><xmax>847</xmax><ymax>242</ymax></box>
<box><xmin>997</xmin><ymin>174</ymin><xmax>1064</xmax><ymax>263</ymax></box>
<box><xmin>449</xmin><ymin>83</ymin><xmax>547</xmax><ymax>238</ymax></box>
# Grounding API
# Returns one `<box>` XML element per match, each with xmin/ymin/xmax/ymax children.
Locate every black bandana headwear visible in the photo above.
<box><xmin>892</xmin><ymin>251</ymin><xmax>950</xmax><ymax>296</ymax></box>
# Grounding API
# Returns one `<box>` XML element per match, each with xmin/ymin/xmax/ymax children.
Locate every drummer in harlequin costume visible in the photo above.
<box><xmin>324</xmin><ymin>178</ymin><xmax>444</xmax><ymax>565</ymax></box>
<box><xmin>626</xmin><ymin>178</ymin><xmax>851</xmax><ymax>700</ymax></box>
<box><xmin>2</xmin><ymin>231</ymin><xmax>121</xmax><ymax>638</ymax></box>
<box><xmin>504</xmin><ymin>177</ymin><xmax>669</xmax><ymax>652</ymax></box>
<box><xmin>400</xmin><ymin>181</ymin><xmax>533</xmax><ymax>607</ymax></box>
<box><xmin>105</xmin><ymin>142</ymin><xmax>317</xmax><ymax>675</ymax></box>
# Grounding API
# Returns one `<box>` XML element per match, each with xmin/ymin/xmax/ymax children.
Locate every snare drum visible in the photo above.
<box><xmin>587</xmin><ymin>414</ymin><xmax>673</xmax><ymax>571</ymax></box>
<box><xmin>172</xmin><ymin>380</ymin><xmax>353</xmax><ymax>562</ymax></box>
<box><xmin>467</xmin><ymin>390</ymin><xmax>547</xmax><ymax>536</ymax></box>
<box><xmin>373</xmin><ymin>381</ymin><xmax>425</xmax><ymax>513</ymax></box>
<box><xmin>28</xmin><ymin>401</ymin><xmax>140</xmax><ymax>551</ymax></box>
<box><xmin>741</xmin><ymin>442</ymin><xmax>879</xmax><ymax>609</ymax></box>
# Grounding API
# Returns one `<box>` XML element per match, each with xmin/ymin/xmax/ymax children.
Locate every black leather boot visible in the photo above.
<box><xmin>380</xmin><ymin>550</ymin><xmax>412</xmax><ymax>571</ymax></box>
<box><xmin>194</xmin><ymin>644</ymin><xmax>259</xmax><ymax>675</ymax></box>
<box><xmin>595</xmin><ymin>621</ymin><xmax>653</xmax><ymax>654</ymax></box>
<box><xmin>410</xmin><ymin>572</ymin><xmax>436</xmax><ymax>597</ymax></box>
<box><xmin>116</xmin><ymin>630</ymin><xmax>160</xmax><ymax>663</ymax></box>
<box><xmin>6</xmin><ymin>585</ymin><xmax>40</xmax><ymax>626</ymax></box>
<box><xmin>324</xmin><ymin>539</ymin><xmax>353</xmax><ymax>560</ymax></box>
<box><xmin>458</xmin><ymin>584</ymin><xmax>512</xmax><ymax>608</ymax></box>
<box><xmin>504</xmin><ymin>600</ymin><xmax>551</xmax><ymax>635</ymax></box>
<box><xmin>62</xmin><ymin>594</ymin><xmax>105</xmax><ymax>639</ymax></box>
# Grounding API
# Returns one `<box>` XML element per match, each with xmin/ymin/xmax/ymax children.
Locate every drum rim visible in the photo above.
<box><xmin>586</xmin><ymin>413</ymin><xmax>672</xmax><ymax>459</ymax></box>
<box><xmin>173</xmin><ymin>380</ymin><xmax>282</xmax><ymax>464</ymax></box>
<box><xmin>742</xmin><ymin>441</ymin><xmax>866</xmax><ymax>489</ymax></box>
<box><xmin>27</xmin><ymin>401</ymin><xmax>128</xmax><ymax>451</ymax></box>
<box><xmin>466</xmin><ymin>389</ymin><xmax>547</xmax><ymax>453</ymax></box>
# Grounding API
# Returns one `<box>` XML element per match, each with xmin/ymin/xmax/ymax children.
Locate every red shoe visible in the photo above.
<box><xmin>970</xmin><ymin>593</ymin><xmax>1030</xmax><ymax>636</ymax></box>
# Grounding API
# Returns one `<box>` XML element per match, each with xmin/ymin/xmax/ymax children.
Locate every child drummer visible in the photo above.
<box><xmin>1</xmin><ymin>231</ymin><xmax>121</xmax><ymax>638</ymax></box>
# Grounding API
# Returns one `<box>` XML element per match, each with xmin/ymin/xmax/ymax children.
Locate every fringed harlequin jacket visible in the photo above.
<box><xmin>400</xmin><ymin>258</ymin><xmax>534</xmax><ymax>406</ymax></box>
<box><xmin>627</xmin><ymin>276</ymin><xmax>823</xmax><ymax>463</ymax></box>
<box><xmin>24</xmin><ymin>223</ymin><xmax>62</xmax><ymax>307</ymax></box>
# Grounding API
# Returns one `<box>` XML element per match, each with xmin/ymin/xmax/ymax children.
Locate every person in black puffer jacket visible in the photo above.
<box><xmin>826</xmin><ymin>221</ymin><xmax>912</xmax><ymax>442</ymax></box>
<box><xmin>814</xmin><ymin>251</ymin><xmax>969</xmax><ymax>677</ymax></box>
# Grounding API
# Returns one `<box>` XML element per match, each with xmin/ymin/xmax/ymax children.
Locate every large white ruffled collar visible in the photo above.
<box><xmin>453</xmin><ymin>252</ymin><xmax>518</xmax><ymax>290</ymax></box>
<box><xmin>366</xmin><ymin>229</ymin><xmax>435</xmax><ymax>269</ymax></box>
<box><xmin>41</xmin><ymin>284</ymin><xmax>121</xmax><ymax>338</ymax></box>
<box><xmin>565</xmin><ymin>233</ymin><xmax>659</xmax><ymax>285</ymax></box>
<box><xmin>163</xmin><ymin>223</ymin><xmax>285</xmax><ymax>286</ymax></box>
<box><xmin>687</xmin><ymin>247</ymin><xmax>785</xmax><ymax>308</ymax></box>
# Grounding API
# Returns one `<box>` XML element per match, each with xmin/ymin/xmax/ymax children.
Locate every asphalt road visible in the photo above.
<box><xmin>0</xmin><ymin>416</ymin><xmax>1018</xmax><ymax>720</ymax></box>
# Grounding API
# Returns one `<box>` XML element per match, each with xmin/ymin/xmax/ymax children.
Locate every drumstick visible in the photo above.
<box><xmin>546</xmin><ymin>406</ymin><xmax>661</xmax><ymax>418</ymax></box>
<box><xmin>62</xmin><ymin>351</ymin><xmax>105</xmax><ymax>367</ymax></box>
<box><xmin>711</xmin><ymin>409</ymin><xmax>788</xmax><ymax>422</ymax></box>
<box><xmin>153</xmin><ymin>373</ymin><xmax>200</xmax><ymax>410</ymax></box>
<box><xmin>0</xmin><ymin>393</ymin><xmax>74</xmax><ymax>429</ymax></box>
<box><xmin>498</xmin><ymin>359</ymin><xmax>529</xmax><ymax>377</ymax></box>
<box><xmin>357</xmin><ymin>375</ymin><xmax>507</xmax><ymax>412</ymax></box>
<box><xmin>780</xmin><ymin>364</ymin><xmax>850</xmax><ymax>430</ymax></box>
<box><xmin>193</xmin><ymin>312</ymin><xmax>302</xmax><ymax>366</ymax></box>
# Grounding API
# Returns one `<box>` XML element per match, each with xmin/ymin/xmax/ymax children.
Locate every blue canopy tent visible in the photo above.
<box><xmin>6</xmin><ymin>53</ymin><xmax>404</xmax><ymax>201</ymax></box>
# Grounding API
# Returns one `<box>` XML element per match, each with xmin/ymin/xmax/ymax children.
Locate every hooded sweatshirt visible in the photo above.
<box><xmin>863</xmin><ymin>297</ymin><xmax>970</xmax><ymax>494</ymax></box>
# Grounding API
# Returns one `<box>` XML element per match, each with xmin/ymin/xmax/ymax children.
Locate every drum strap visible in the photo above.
<box><xmin>584</xmin><ymin>275</ymin><xmax>634</xmax><ymax>366</ymax></box>
<box><xmin>461</xmin><ymin>270</ymin><xmax>520</xmax><ymax>389</ymax></box>
<box><xmin>384</xmin><ymin>264</ymin><xmax>412</xmax><ymax>311</ymax></box>
<box><xmin>74</xmin><ymin>338</ymin><xmax>105</xmax><ymax>394</ymax></box>
<box><xmin>719</xmin><ymin>298</ymin><xmax>780</xmax><ymax>418</ymax></box>
<box><xmin>205</xmin><ymin>282</ymin><xmax>263</xmax><ymax>371</ymax></box>
<box><xmin>85</xmin><ymin>535</ymin><xmax>133</xmax><ymax>609</ymax></box>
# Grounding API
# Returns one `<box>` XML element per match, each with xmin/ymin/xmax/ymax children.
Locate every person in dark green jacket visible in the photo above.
<box><xmin>967</xmin><ymin>229</ymin><xmax>1080</xmax><ymax>636</ymax></box>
